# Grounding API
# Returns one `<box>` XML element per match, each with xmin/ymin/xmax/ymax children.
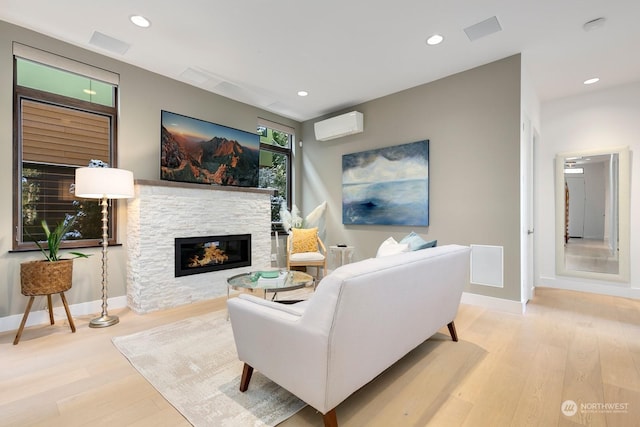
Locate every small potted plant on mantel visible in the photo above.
<box><xmin>20</xmin><ymin>214</ymin><xmax>90</xmax><ymax>297</ymax></box>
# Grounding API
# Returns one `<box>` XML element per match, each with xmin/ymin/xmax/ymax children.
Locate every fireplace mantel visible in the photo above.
<box><xmin>134</xmin><ymin>179</ymin><xmax>274</xmax><ymax>195</ymax></box>
<box><xmin>126</xmin><ymin>180</ymin><xmax>272</xmax><ymax>314</ymax></box>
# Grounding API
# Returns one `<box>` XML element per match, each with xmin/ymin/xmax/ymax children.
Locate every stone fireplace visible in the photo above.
<box><xmin>127</xmin><ymin>180</ymin><xmax>272</xmax><ymax>314</ymax></box>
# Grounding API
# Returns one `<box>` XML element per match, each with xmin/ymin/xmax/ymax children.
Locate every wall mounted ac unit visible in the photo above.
<box><xmin>314</xmin><ymin>111</ymin><xmax>364</xmax><ymax>141</ymax></box>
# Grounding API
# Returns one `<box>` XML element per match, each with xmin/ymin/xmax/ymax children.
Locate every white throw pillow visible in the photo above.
<box><xmin>376</xmin><ymin>237</ymin><xmax>410</xmax><ymax>258</ymax></box>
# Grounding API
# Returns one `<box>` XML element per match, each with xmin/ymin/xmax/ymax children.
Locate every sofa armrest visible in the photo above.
<box><xmin>227</xmin><ymin>295</ymin><xmax>330</xmax><ymax>412</ymax></box>
<box><xmin>236</xmin><ymin>293</ymin><xmax>306</xmax><ymax>316</ymax></box>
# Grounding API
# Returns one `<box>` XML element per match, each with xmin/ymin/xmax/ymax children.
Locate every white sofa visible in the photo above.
<box><xmin>227</xmin><ymin>244</ymin><xmax>471</xmax><ymax>426</ymax></box>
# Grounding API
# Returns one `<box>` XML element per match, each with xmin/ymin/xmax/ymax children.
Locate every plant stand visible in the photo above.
<box><xmin>14</xmin><ymin>259</ymin><xmax>76</xmax><ymax>345</ymax></box>
<box><xmin>13</xmin><ymin>291</ymin><xmax>76</xmax><ymax>345</ymax></box>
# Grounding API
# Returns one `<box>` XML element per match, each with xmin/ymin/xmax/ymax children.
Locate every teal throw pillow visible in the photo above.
<box><xmin>400</xmin><ymin>231</ymin><xmax>437</xmax><ymax>251</ymax></box>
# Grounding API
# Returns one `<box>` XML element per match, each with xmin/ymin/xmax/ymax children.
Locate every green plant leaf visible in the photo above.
<box><xmin>28</xmin><ymin>214</ymin><xmax>90</xmax><ymax>261</ymax></box>
<box><xmin>69</xmin><ymin>252</ymin><xmax>90</xmax><ymax>259</ymax></box>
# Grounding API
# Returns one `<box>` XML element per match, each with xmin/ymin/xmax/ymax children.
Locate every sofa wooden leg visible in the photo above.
<box><xmin>239</xmin><ymin>363</ymin><xmax>254</xmax><ymax>392</ymax></box>
<box><xmin>323</xmin><ymin>408</ymin><xmax>338</xmax><ymax>427</ymax></box>
<box><xmin>447</xmin><ymin>321</ymin><xmax>458</xmax><ymax>342</ymax></box>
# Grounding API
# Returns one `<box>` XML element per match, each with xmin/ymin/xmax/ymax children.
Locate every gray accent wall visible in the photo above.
<box><xmin>300</xmin><ymin>55</ymin><xmax>522</xmax><ymax>301</ymax></box>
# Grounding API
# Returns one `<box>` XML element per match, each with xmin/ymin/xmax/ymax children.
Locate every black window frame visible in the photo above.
<box><xmin>257</xmin><ymin>121</ymin><xmax>293</xmax><ymax>233</ymax></box>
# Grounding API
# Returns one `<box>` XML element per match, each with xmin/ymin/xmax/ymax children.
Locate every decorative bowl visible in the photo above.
<box><xmin>259</xmin><ymin>270</ymin><xmax>280</xmax><ymax>279</ymax></box>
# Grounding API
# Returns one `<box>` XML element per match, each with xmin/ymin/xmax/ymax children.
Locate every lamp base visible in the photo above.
<box><xmin>89</xmin><ymin>314</ymin><xmax>119</xmax><ymax>328</ymax></box>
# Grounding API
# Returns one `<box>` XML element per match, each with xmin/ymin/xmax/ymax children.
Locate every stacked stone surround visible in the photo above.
<box><xmin>127</xmin><ymin>180</ymin><xmax>272</xmax><ymax>314</ymax></box>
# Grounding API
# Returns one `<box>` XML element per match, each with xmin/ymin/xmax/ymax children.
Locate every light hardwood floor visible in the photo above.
<box><xmin>564</xmin><ymin>238</ymin><xmax>619</xmax><ymax>275</ymax></box>
<box><xmin>1</xmin><ymin>287</ymin><xmax>639</xmax><ymax>427</ymax></box>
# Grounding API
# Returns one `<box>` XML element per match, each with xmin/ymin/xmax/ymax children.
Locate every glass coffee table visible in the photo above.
<box><xmin>227</xmin><ymin>270</ymin><xmax>314</xmax><ymax>302</ymax></box>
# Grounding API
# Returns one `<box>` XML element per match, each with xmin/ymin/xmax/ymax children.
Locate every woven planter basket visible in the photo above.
<box><xmin>20</xmin><ymin>259</ymin><xmax>73</xmax><ymax>296</ymax></box>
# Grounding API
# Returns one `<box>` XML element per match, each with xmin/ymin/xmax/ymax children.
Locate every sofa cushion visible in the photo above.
<box><xmin>400</xmin><ymin>231</ymin><xmax>437</xmax><ymax>251</ymax></box>
<box><xmin>376</xmin><ymin>237</ymin><xmax>410</xmax><ymax>257</ymax></box>
<box><xmin>291</xmin><ymin>227</ymin><xmax>318</xmax><ymax>253</ymax></box>
<box><xmin>290</xmin><ymin>252</ymin><xmax>325</xmax><ymax>261</ymax></box>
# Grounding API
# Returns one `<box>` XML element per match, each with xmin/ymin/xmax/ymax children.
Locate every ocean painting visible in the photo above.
<box><xmin>342</xmin><ymin>140</ymin><xmax>429</xmax><ymax>226</ymax></box>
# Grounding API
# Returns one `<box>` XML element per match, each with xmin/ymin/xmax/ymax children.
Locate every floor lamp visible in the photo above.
<box><xmin>74</xmin><ymin>167</ymin><xmax>134</xmax><ymax>328</ymax></box>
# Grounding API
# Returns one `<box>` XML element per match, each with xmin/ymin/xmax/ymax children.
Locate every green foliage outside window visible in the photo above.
<box><xmin>20</xmin><ymin>163</ymin><xmax>103</xmax><ymax>243</ymax></box>
<box><xmin>258</xmin><ymin>126</ymin><xmax>291</xmax><ymax>224</ymax></box>
<box><xmin>22</xmin><ymin>168</ymin><xmax>40</xmax><ymax>226</ymax></box>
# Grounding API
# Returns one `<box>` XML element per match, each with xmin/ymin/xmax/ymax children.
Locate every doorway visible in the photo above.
<box><xmin>566</xmin><ymin>176</ymin><xmax>585</xmax><ymax>238</ymax></box>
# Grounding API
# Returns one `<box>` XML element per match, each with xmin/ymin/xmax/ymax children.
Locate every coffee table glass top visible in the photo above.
<box><xmin>227</xmin><ymin>270</ymin><xmax>314</xmax><ymax>292</ymax></box>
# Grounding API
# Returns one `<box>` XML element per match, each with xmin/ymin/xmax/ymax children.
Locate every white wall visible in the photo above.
<box><xmin>537</xmin><ymin>81</ymin><xmax>640</xmax><ymax>297</ymax></box>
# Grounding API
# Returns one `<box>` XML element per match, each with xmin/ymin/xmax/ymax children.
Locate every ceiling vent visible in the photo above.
<box><xmin>314</xmin><ymin>111</ymin><xmax>364</xmax><ymax>141</ymax></box>
<box><xmin>464</xmin><ymin>16</ymin><xmax>502</xmax><ymax>42</ymax></box>
<box><xmin>89</xmin><ymin>31</ymin><xmax>130</xmax><ymax>55</ymax></box>
<box><xmin>179</xmin><ymin>67</ymin><xmax>212</xmax><ymax>85</ymax></box>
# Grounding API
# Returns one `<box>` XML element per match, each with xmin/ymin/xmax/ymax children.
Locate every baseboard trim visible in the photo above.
<box><xmin>0</xmin><ymin>296</ymin><xmax>128</xmax><ymax>334</ymax></box>
<box><xmin>461</xmin><ymin>292</ymin><xmax>524</xmax><ymax>314</ymax></box>
<box><xmin>538</xmin><ymin>276</ymin><xmax>640</xmax><ymax>299</ymax></box>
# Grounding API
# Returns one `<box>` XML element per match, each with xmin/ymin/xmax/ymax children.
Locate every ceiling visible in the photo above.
<box><xmin>1</xmin><ymin>1</ymin><xmax>639</xmax><ymax>122</ymax></box>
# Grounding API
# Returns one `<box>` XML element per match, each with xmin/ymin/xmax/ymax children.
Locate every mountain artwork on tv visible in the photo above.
<box><xmin>161</xmin><ymin>110</ymin><xmax>259</xmax><ymax>187</ymax></box>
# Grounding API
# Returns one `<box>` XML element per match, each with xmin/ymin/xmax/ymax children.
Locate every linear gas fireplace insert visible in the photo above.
<box><xmin>175</xmin><ymin>234</ymin><xmax>251</xmax><ymax>277</ymax></box>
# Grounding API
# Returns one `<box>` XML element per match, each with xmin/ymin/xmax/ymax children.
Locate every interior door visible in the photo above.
<box><xmin>566</xmin><ymin>176</ymin><xmax>586</xmax><ymax>238</ymax></box>
<box><xmin>521</xmin><ymin>120</ymin><xmax>537</xmax><ymax>305</ymax></box>
<box><xmin>525</xmin><ymin>128</ymin><xmax>537</xmax><ymax>302</ymax></box>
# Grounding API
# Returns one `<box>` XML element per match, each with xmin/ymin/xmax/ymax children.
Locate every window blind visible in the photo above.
<box><xmin>21</xmin><ymin>99</ymin><xmax>110</xmax><ymax>166</ymax></box>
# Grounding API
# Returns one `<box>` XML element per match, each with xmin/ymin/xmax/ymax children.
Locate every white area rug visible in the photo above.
<box><xmin>112</xmin><ymin>311</ymin><xmax>306</xmax><ymax>426</ymax></box>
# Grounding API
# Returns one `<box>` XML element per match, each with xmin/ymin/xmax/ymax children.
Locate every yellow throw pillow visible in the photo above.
<box><xmin>291</xmin><ymin>227</ymin><xmax>319</xmax><ymax>253</ymax></box>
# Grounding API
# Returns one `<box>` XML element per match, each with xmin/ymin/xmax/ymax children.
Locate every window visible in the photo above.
<box><xmin>13</xmin><ymin>44</ymin><xmax>119</xmax><ymax>250</ymax></box>
<box><xmin>257</xmin><ymin>119</ymin><xmax>293</xmax><ymax>230</ymax></box>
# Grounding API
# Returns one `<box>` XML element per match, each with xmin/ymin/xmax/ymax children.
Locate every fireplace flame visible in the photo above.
<box><xmin>188</xmin><ymin>245</ymin><xmax>229</xmax><ymax>267</ymax></box>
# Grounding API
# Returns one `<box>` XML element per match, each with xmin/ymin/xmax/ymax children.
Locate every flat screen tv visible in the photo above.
<box><xmin>160</xmin><ymin>110</ymin><xmax>259</xmax><ymax>187</ymax></box>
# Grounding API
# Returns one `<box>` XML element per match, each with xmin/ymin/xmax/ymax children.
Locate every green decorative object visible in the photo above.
<box><xmin>260</xmin><ymin>270</ymin><xmax>280</xmax><ymax>279</ymax></box>
<box><xmin>249</xmin><ymin>270</ymin><xmax>281</xmax><ymax>282</ymax></box>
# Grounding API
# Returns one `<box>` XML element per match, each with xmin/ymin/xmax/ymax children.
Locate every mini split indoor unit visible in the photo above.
<box><xmin>314</xmin><ymin>111</ymin><xmax>364</xmax><ymax>141</ymax></box>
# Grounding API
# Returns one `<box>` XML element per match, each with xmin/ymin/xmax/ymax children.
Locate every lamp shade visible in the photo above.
<box><xmin>75</xmin><ymin>167</ymin><xmax>134</xmax><ymax>199</ymax></box>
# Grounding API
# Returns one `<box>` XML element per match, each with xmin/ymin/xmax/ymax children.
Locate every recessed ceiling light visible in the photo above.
<box><xmin>583</xmin><ymin>77</ymin><xmax>600</xmax><ymax>85</ymax></box>
<box><xmin>297</xmin><ymin>90</ymin><xmax>308</xmax><ymax>97</ymax></box>
<box><xmin>130</xmin><ymin>15</ymin><xmax>151</xmax><ymax>28</ymax></box>
<box><xmin>426</xmin><ymin>34</ymin><xmax>444</xmax><ymax>45</ymax></box>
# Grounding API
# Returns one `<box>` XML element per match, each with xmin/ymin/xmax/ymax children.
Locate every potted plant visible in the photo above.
<box><xmin>20</xmin><ymin>214</ymin><xmax>90</xmax><ymax>297</ymax></box>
